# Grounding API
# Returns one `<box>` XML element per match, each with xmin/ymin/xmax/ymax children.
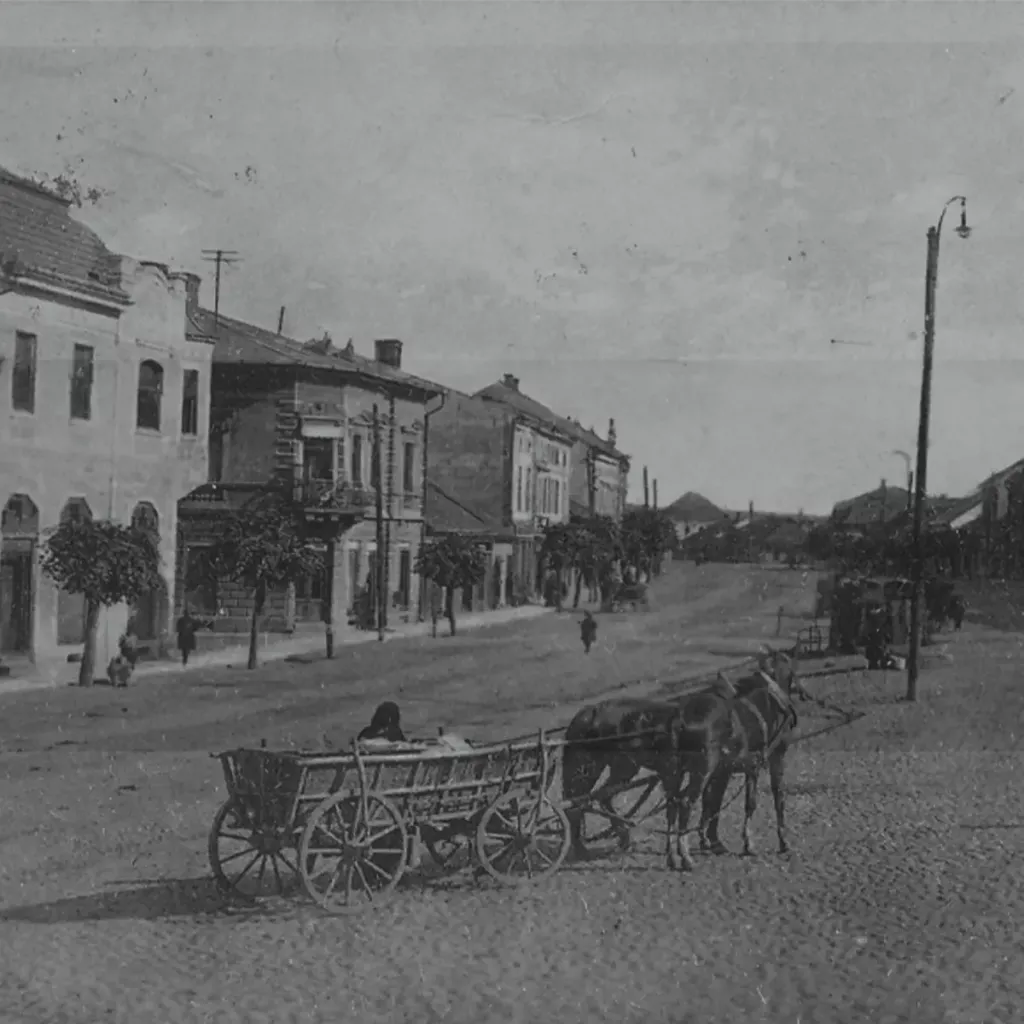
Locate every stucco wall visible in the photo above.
<box><xmin>0</xmin><ymin>260</ymin><xmax>212</xmax><ymax>674</ymax></box>
<box><xmin>427</xmin><ymin>390</ymin><xmax>510</xmax><ymax>527</ymax></box>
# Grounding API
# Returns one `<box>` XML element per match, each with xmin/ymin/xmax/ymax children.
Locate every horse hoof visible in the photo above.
<box><xmin>710</xmin><ymin>842</ymin><xmax>729</xmax><ymax>856</ymax></box>
<box><xmin>740</xmin><ymin>849</ymin><xmax>756</xmax><ymax>859</ymax></box>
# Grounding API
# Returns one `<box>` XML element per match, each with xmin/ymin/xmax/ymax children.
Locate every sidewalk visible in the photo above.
<box><xmin>0</xmin><ymin>603</ymin><xmax>555</xmax><ymax>696</ymax></box>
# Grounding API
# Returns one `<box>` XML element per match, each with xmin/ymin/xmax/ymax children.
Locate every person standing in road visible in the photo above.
<box><xmin>176</xmin><ymin>608</ymin><xmax>201</xmax><ymax>666</ymax></box>
<box><xmin>580</xmin><ymin>610</ymin><xmax>597</xmax><ymax>654</ymax></box>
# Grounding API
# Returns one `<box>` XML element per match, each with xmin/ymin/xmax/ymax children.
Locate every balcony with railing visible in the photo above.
<box><xmin>299</xmin><ymin>478</ymin><xmax>377</xmax><ymax>515</ymax></box>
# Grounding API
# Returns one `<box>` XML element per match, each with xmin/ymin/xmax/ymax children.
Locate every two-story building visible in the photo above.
<box><xmin>427</xmin><ymin>382</ymin><xmax>573</xmax><ymax>606</ymax></box>
<box><xmin>0</xmin><ymin>168</ymin><xmax>214</xmax><ymax>677</ymax></box>
<box><xmin>176</xmin><ymin>320</ymin><xmax>440</xmax><ymax>646</ymax></box>
<box><xmin>475</xmin><ymin>375</ymin><xmax>630</xmax><ymax>523</ymax></box>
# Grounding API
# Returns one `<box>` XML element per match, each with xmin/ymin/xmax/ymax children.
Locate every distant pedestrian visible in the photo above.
<box><xmin>176</xmin><ymin>608</ymin><xmax>201</xmax><ymax>666</ymax></box>
<box><xmin>580</xmin><ymin>611</ymin><xmax>597</xmax><ymax>654</ymax></box>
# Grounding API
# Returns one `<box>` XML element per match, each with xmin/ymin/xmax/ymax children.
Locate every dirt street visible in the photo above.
<box><xmin>1</xmin><ymin>563</ymin><xmax>1021</xmax><ymax>1024</ymax></box>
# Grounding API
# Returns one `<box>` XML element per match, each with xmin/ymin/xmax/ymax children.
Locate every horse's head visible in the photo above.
<box><xmin>757</xmin><ymin>646</ymin><xmax>796</xmax><ymax>694</ymax></box>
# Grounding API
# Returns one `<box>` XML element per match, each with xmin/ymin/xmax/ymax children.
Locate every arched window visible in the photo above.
<box><xmin>130</xmin><ymin>501</ymin><xmax>159</xmax><ymax>538</ymax></box>
<box><xmin>136</xmin><ymin>360</ymin><xmax>164</xmax><ymax>431</ymax></box>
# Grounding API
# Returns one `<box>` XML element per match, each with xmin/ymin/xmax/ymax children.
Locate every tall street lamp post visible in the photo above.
<box><xmin>906</xmin><ymin>196</ymin><xmax>971</xmax><ymax>701</ymax></box>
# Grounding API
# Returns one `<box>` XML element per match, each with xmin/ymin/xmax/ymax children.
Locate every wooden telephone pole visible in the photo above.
<box><xmin>373</xmin><ymin>405</ymin><xmax>386</xmax><ymax>642</ymax></box>
<box><xmin>643</xmin><ymin>466</ymin><xmax>650</xmax><ymax>508</ymax></box>
<box><xmin>200</xmin><ymin>249</ymin><xmax>241</xmax><ymax>329</ymax></box>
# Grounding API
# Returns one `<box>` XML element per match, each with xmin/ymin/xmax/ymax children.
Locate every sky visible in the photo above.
<box><xmin>3</xmin><ymin>1</ymin><xmax>1024</xmax><ymax>514</ymax></box>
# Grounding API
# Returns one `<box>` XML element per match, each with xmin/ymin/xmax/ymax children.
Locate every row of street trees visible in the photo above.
<box><xmin>39</xmin><ymin>492</ymin><xmax>677</xmax><ymax>686</ymax></box>
<box><xmin>540</xmin><ymin>508</ymin><xmax>677</xmax><ymax>608</ymax></box>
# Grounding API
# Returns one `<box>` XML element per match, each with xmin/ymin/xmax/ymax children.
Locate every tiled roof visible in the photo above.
<box><xmin>474</xmin><ymin>381</ymin><xmax>626</xmax><ymax>459</ymax></box>
<box><xmin>197</xmin><ymin>308</ymin><xmax>441</xmax><ymax>397</ymax></box>
<box><xmin>0</xmin><ymin>167</ymin><xmax>128</xmax><ymax>305</ymax></box>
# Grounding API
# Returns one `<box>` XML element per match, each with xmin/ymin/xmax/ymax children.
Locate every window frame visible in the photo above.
<box><xmin>180</xmin><ymin>368</ymin><xmax>200</xmax><ymax>437</ymax></box>
<box><xmin>136</xmin><ymin>359</ymin><xmax>164</xmax><ymax>432</ymax></box>
<box><xmin>402</xmin><ymin>441</ymin><xmax>416</xmax><ymax>493</ymax></box>
<box><xmin>69</xmin><ymin>344</ymin><xmax>94</xmax><ymax>421</ymax></box>
<box><xmin>11</xmin><ymin>331</ymin><xmax>37</xmax><ymax>413</ymax></box>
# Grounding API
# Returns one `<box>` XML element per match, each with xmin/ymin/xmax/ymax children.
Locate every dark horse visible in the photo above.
<box><xmin>562</xmin><ymin>650</ymin><xmax>798</xmax><ymax>870</ymax></box>
<box><xmin>697</xmin><ymin>650</ymin><xmax>800</xmax><ymax>859</ymax></box>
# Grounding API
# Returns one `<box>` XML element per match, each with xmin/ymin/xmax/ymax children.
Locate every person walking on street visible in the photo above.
<box><xmin>580</xmin><ymin>610</ymin><xmax>597</xmax><ymax>654</ymax></box>
<box><xmin>176</xmin><ymin>608</ymin><xmax>201</xmax><ymax>666</ymax></box>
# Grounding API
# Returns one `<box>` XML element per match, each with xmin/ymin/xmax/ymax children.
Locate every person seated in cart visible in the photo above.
<box><xmin>358</xmin><ymin>701</ymin><xmax>407</xmax><ymax>744</ymax></box>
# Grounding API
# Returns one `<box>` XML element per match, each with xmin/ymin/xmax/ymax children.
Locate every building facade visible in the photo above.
<box><xmin>176</xmin><ymin>322</ymin><xmax>439</xmax><ymax>644</ymax></box>
<box><xmin>426</xmin><ymin>385</ymin><xmax>572</xmax><ymax>606</ymax></box>
<box><xmin>0</xmin><ymin>169</ymin><xmax>213</xmax><ymax>675</ymax></box>
<box><xmin>475</xmin><ymin>377</ymin><xmax>629</xmax><ymax>523</ymax></box>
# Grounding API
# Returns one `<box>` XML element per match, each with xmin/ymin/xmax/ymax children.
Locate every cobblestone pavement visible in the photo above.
<box><xmin>2</xmin><ymin>565</ymin><xmax>1022</xmax><ymax>1024</ymax></box>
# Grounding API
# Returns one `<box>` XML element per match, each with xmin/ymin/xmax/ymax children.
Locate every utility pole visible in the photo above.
<box><xmin>385</xmin><ymin>394</ymin><xmax>396</xmax><ymax>630</ymax></box>
<box><xmin>324</xmin><ymin>539</ymin><xmax>335</xmax><ymax>660</ymax></box>
<box><xmin>653</xmin><ymin>480</ymin><xmax>658</xmax><ymax>510</ymax></box>
<box><xmin>643</xmin><ymin>466</ymin><xmax>649</xmax><ymax>509</ymax></box>
<box><xmin>907</xmin><ymin>196</ymin><xmax>970</xmax><ymax>702</ymax></box>
<box><xmin>372</xmin><ymin>405</ymin><xmax>386</xmax><ymax>642</ymax></box>
<box><xmin>200</xmin><ymin>249</ymin><xmax>241</xmax><ymax>329</ymax></box>
<box><xmin>277</xmin><ymin>306</ymin><xmax>286</xmax><ymax>335</ymax></box>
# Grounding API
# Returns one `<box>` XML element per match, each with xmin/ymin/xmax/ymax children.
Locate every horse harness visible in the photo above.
<box><xmin>728</xmin><ymin>670</ymin><xmax>798</xmax><ymax>767</ymax></box>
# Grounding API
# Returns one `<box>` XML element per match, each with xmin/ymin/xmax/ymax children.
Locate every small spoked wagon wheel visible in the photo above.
<box><xmin>208</xmin><ymin>799</ymin><xmax>301</xmax><ymax>902</ymax></box>
<box><xmin>475</xmin><ymin>791</ymin><xmax>571</xmax><ymax>885</ymax></box>
<box><xmin>298</xmin><ymin>792</ymin><xmax>408</xmax><ymax>913</ymax></box>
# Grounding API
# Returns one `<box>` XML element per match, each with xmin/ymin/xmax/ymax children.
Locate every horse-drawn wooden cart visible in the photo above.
<box><xmin>208</xmin><ymin>733</ymin><xmax>571</xmax><ymax>913</ymax></box>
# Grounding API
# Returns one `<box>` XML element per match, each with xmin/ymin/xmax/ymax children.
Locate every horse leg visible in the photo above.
<box><xmin>699</xmin><ymin>768</ymin><xmax>731</xmax><ymax>855</ymax></box>
<box><xmin>740</xmin><ymin>768</ymin><xmax>760</xmax><ymax>857</ymax></box>
<box><xmin>670</xmin><ymin>767</ymin><xmax>706</xmax><ymax>872</ymax></box>
<box><xmin>768</xmin><ymin>751</ymin><xmax>789</xmax><ymax>854</ymax></box>
<box><xmin>563</xmin><ymin>749</ymin><xmax>603</xmax><ymax>859</ymax></box>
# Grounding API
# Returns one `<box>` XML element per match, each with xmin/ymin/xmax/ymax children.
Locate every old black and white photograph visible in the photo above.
<box><xmin>1</xmin><ymin>2</ymin><xmax>1022</xmax><ymax>1021</ymax></box>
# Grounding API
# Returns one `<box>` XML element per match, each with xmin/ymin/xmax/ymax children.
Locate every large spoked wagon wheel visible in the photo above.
<box><xmin>298</xmin><ymin>793</ymin><xmax>408</xmax><ymax>913</ymax></box>
<box><xmin>475</xmin><ymin>791</ymin><xmax>571</xmax><ymax>885</ymax></box>
<box><xmin>208</xmin><ymin>799</ymin><xmax>301</xmax><ymax>902</ymax></box>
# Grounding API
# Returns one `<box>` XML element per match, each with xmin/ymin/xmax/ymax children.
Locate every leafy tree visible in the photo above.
<box><xmin>40</xmin><ymin>519</ymin><xmax>162</xmax><ymax>686</ymax></box>
<box><xmin>415</xmin><ymin>534</ymin><xmax>488</xmax><ymax>636</ymax></box>
<box><xmin>620</xmin><ymin>507</ymin><xmax>676</xmax><ymax>580</ymax></box>
<box><xmin>542</xmin><ymin>514</ymin><xmax>623</xmax><ymax>609</ymax></box>
<box><xmin>207</xmin><ymin>492</ymin><xmax>324</xmax><ymax>669</ymax></box>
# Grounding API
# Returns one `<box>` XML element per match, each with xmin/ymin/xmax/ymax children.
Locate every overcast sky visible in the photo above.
<box><xmin>3</xmin><ymin>2</ymin><xmax>1024</xmax><ymax>513</ymax></box>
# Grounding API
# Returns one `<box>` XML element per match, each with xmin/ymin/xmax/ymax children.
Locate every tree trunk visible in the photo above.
<box><xmin>247</xmin><ymin>582</ymin><xmax>266</xmax><ymax>670</ymax></box>
<box><xmin>445</xmin><ymin>587</ymin><xmax>456</xmax><ymax>636</ymax></box>
<box><xmin>78</xmin><ymin>599</ymin><xmax>102</xmax><ymax>686</ymax></box>
<box><xmin>247</xmin><ymin>601</ymin><xmax>260</xmax><ymax>670</ymax></box>
<box><xmin>573</xmin><ymin>570</ymin><xmax>583</xmax><ymax>609</ymax></box>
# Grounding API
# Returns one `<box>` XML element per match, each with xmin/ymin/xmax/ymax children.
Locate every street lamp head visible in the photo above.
<box><xmin>956</xmin><ymin>197</ymin><xmax>971</xmax><ymax>239</ymax></box>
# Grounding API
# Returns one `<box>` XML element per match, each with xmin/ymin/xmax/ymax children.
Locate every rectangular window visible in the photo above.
<box><xmin>351</xmin><ymin>433</ymin><xmax>363</xmax><ymax>486</ymax></box>
<box><xmin>554</xmin><ymin>480</ymin><xmax>560</xmax><ymax>516</ymax></box>
<box><xmin>181</xmin><ymin>369</ymin><xmax>199</xmax><ymax>436</ymax></box>
<box><xmin>403</xmin><ymin>442</ymin><xmax>415</xmax><ymax>493</ymax></box>
<box><xmin>370</xmin><ymin>436</ymin><xmax>381</xmax><ymax>489</ymax></box>
<box><xmin>11</xmin><ymin>332</ymin><xmax>36</xmax><ymax>412</ymax></box>
<box><xmin>70</xmin><ymin>344</ymin><xmax>94</xmax><ymax>420</ymax></box>
<box><xmin>398</xmin><ymin>549</ymin><xmax>411</xmax><ymax>608</ymax></box>
<box><xmin>516</xmin><ymin>467</ymin><xmax>523</xmax><ymax>512</ymax></box>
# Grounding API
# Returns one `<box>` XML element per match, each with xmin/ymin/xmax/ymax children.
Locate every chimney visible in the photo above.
<box><xmin>181</xmin><ymin>272</ymin><xmax>201</xmax><ymax>319</ymax></box>
<box><xmin>608</xmin><ymin>418</ymin><xmax>617</xmax><ymax>447</ymax></box>
<box><xmin>502</xmin><ymin>373</ymin><xmax>520</xmax><ymax>391</ymax></box>
<box><xmin>374</xmin><ymin>338</ymin><xmax>403</xmax><ymax>369</ymax></box>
